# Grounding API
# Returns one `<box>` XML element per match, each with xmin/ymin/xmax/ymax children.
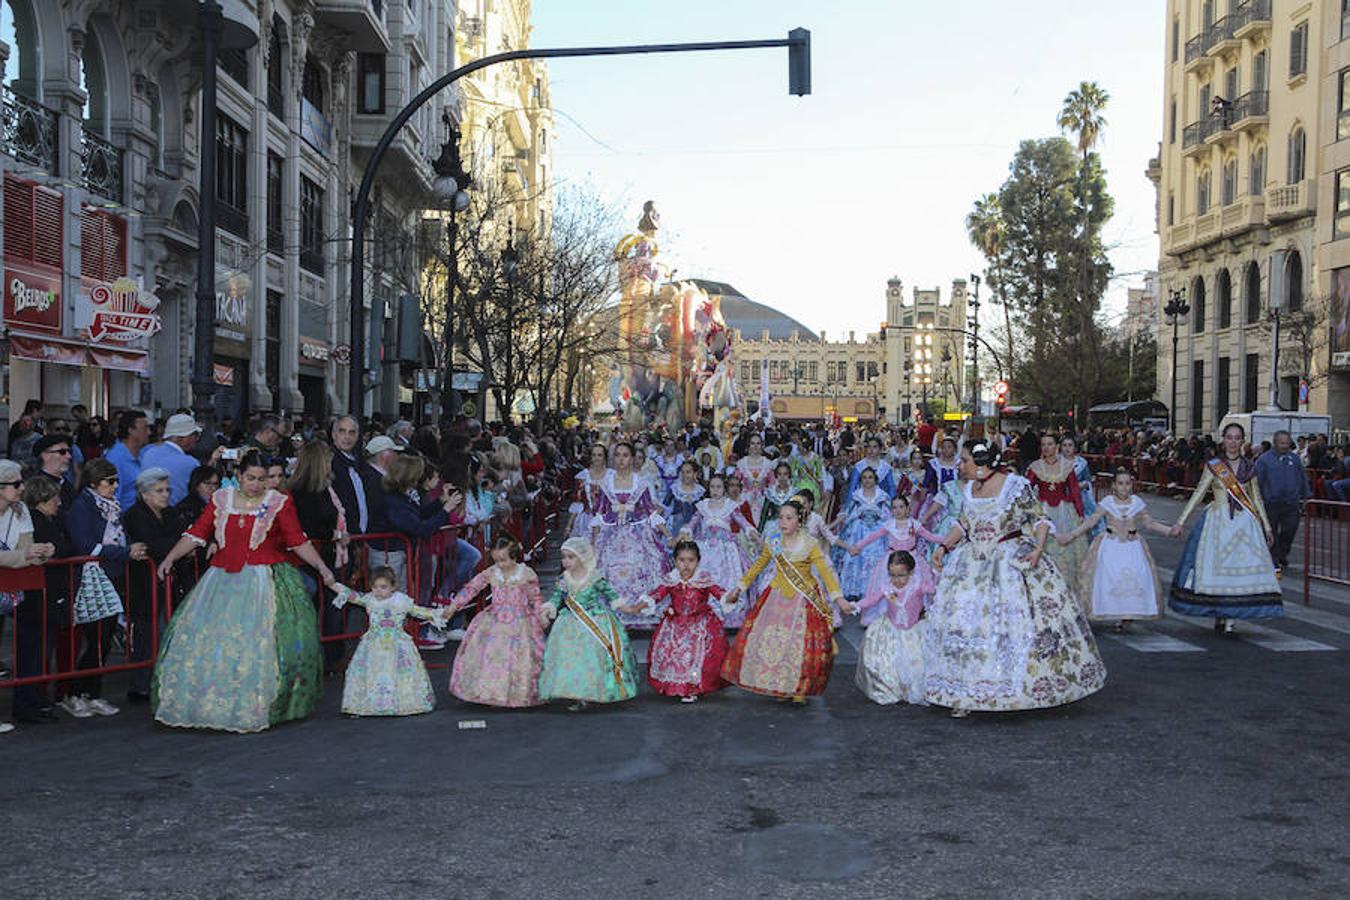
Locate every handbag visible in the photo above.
<box><xmin>73</xmin><ymin>561</ymin><xmax>124</xmax><ymax>625</ymax></box>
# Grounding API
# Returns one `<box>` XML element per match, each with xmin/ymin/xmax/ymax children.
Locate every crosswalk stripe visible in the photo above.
<box><xmin>1229</xmin><ymin>621</ymin><xmax>1337</xmax><ymax>652</ymax></box>
<box><xmin>1104</xmin><ymin>631</ymin><xmax>1206</xmax><ymax>653</ymax></box>
<box><xmin>1282</xmin><ymin>603</ymin><xmax>1350</xmax><ymax>637</ymax></box>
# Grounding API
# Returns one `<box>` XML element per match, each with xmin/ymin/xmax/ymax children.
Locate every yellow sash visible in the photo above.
<box><xmin>773</xmin><ymin>550</ymin><xmax>834</xmax><ymax>623</ymax></box>
<box><xmin>1206</xmin><ymin>459</ymin><xmax>1260</xmax><ymax>521</ymax></box>
<box><xmin>564</xmin><ymin>593</ymin><xmax>626</xmax><ymax>685</ymax></box>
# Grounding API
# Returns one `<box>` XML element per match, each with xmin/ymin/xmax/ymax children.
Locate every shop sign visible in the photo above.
<box><xmin>300</xmin><ymin>336</ymin><xmax>330</xmax><ymax>365</ymax></box>
<box><xmin>331</xmin><ymin>343</ymin><xmax>352</xmax><ymax>365</ymax></box>
<box><xmin>213</xmin><ymin>363</ymin><xmax>235</xmax><ymax>386</ymax></box>
<box><xmin>3</xmin><ymin>260</ymin><xmax>62</xmax><ymax>333</ymax></box>
<box><xmin>79</xmin><ymin>276</ymin><xmax>162</xmax><ymax>343</ymax></box>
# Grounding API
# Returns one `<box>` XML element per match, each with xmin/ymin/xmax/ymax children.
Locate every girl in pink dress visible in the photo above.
<box><xmin>445</xmin><ymin>536</ymin><xmax>549</xmax><ymax>707</ymax></box>
<box><xmin>735</xmin><ymin>433</ymin><xmax>776</xmax><ymax>527</ymax></box>
<box><xmin>679</xmin><ymin>473</ymin><xmax>753</xmax><ymax>597</ymax></box>
<box><xmin>845</xmin><ymin>494</ymin><xmax>941</xmax><ymax>624</ymax></box>
<box><xmin>591</xmin><ymin>442</ymin><xmax>672</xmax><ymax>628</ymax></box>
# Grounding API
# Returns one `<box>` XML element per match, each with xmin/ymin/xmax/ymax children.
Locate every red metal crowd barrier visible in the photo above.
<box><xmin>1303</xmin><ymin>499</ymin><xmax>1350</xmax><ymax>605</ymax></box>
<box><xmin>1082</xmin><ymin>454</ymin><xmax>1199</xmax><ymax>497</ymax></box>
<box><xmin>0</xmin><ymin>556</ymin><xmax>160</xmax><ymax>694</ymax></box>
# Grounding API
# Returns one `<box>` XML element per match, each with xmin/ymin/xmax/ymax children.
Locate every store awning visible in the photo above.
<box><xmin>10</xmin><ymin>333</ymin><xmax>149</xmax><ymax>374</ymax></box>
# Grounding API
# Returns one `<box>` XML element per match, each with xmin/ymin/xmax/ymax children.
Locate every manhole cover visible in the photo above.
<box><xmin>742</xmin><ymin>823</ymin><xmax>876</xmax><ymax>881</ymax></box>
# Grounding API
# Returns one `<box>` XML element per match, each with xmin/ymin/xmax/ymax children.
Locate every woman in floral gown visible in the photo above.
<box><xmin>446</xmin><ymin>537</ymin><xmax>548</xmax><ymax>707</ymax></box>
<box><xmin>722</xmin><ymin>501</ymin><xmax>850</xmax><ymax>704</ymax></box>
<box><xmin>1026</xmin><ymin>434</ymin><xmax>1088</xmax><ymax>600</ymax></box>
<box><xmin>152</xmin><ymin>450</ymin><xmax>333</xmax><ymax>733</ymax></box>
<box><xmin>735</xmin><ymin>433</ymin><xmax>776</xmax><ymax>527</ymax></box>
<box><xmin>926</xmin><ymin>444</ymin><xmax>1106</xmax><ymax>717</ymax></box>
<box><xmin>831</xmin><ymin>467</ymin><xmax>891</xmax><ymax>599</ymax></box>
<box><xmin>566</xmin><ymin>444</ymin><xmax>610</xmax><ymax>539</ymax></box>
<box><xmin>1168</xmin><ymin>422</ymin><xmax>1281</xmax><ymax>633</ymax></box>
<box><xmin>538</xmin><ymin>538</ymin><xmax>639</xmax><ymax>709</ymax></box>
<box><xmin>592</xmin><ymin>442</ymin><xmax>672</xmax><ymax>628</ymax></box>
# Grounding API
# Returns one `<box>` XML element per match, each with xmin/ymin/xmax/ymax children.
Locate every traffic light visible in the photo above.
<box><xmin>788</xmin><ymin>28</ymin><xmax>811</xmax><ymax>96</ymax></box>
<box><xmin>993</xmin><ymin>380</ymin><xmax>1009</xmax><ymax>409</ymax></box>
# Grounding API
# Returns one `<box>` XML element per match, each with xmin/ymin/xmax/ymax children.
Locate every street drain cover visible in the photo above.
<box><xmin>742</xmin><ymin>823</ymin><xmax>876</xmax><ymax>881</ymax></box>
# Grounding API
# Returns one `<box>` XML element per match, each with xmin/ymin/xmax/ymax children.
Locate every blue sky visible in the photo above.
<box><xmin>533</xmin><ymin>0</ymin><xmax>1164</xmax><ymax>338</ymax></box>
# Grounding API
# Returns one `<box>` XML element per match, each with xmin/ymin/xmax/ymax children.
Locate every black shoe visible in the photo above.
<box><xmin>126</xmin><ymin>691</ymin><xmax>151</xmax><ymax>704</ymax></box>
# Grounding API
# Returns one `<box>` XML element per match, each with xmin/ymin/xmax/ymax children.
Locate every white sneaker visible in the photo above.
<box><xmin>84</xmin><ymin>697</ymin><xmax>120</xmax><ymax>717</ymax></box>
<box><xmin>0</xmin><ymin>722</ymin><xmax>14</xmax><ymax>734</ymax></box>
<box><xmin>58</xmin><ymin>696</ymin><xmax>94</xmax><ymax>718</ymax></box>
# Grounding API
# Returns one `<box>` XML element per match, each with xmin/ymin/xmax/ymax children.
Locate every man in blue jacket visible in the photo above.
<box><xmin>1256</xmin><ymin>430</ymin><xmax>1310</xmax><ymax>575</ymax></box>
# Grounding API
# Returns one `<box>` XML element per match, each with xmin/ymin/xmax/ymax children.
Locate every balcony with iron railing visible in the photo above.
<box><xmin>1184</xmin><ymin>33</ymin><xmax>1212</xmax><ymax>72</ymax></box>
<box><xmin>80</xmin><ymin>127</ymin><xmax>123</xmax><ymax>202</ymax></box>
<box><xmin>1206</xmin><ymin>16</ymin><xmax>1240</xmax><ymax>55</ymax></box>
<box><xmin>0</xmin><ymin>85</ymin><xmax>59</xmax><ymax>174</ymax></box>
<box><xmin>1235</xmin><ymin>0</ymin><xmax>1272</xmax><ymax>40</ymax></box>
<box><xmin>1231</xmin><ymin>90</ymin><xmax>1268</xmax><ymax>131</ymax></box>
<box><xmin>314</xmin><ymin>0</ymin><xmax>390</xmax><ymax>52</ymax></box>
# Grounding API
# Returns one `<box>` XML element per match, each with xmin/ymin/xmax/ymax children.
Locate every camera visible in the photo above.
<box><xmin>221</xmin><ymin>447</ymin><xmax>240</xmax><ymax>461</ymax></box>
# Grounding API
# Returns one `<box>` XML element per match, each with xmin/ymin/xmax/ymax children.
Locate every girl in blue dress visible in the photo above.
<box><xmin>831</xmin><ymin>467</ymin><xmax>891</xmax><ymax>600</ymax></box>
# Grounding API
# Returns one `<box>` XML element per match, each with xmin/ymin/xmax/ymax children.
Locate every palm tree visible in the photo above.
<box><xmin>965</xmin><ymin>193</ymin><xmax>1015</xmax><ymax>378</ymax></box>
<box><xmin>1058</xmin><ymin>81</ymin><xmax>1110</xmax><ymax>417</ymax></box>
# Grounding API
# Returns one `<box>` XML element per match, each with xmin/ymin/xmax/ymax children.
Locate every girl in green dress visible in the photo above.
<box><xmin>538</xmin><ymin>537</ymin><xmax>640</xmax><ymax>710</ymax></box>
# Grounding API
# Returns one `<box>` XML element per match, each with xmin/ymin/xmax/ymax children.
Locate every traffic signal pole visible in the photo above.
<box><xmin>347</xmin><ymin>30</ymin><xmax>812</xmax><ymax>414</ymax></box>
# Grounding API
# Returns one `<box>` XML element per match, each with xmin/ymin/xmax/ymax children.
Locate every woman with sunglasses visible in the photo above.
<box><xmin>62</xmin><ymin>458</ymin><xmax>149</xmax><ymax>719</ymax></box>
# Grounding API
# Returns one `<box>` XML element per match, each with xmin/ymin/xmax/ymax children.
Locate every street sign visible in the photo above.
<box><xmin>993</xmin><ymin>380</ymin><xmax>1009</xmax><ymax>396</ymax></box>
<box><xmin>331</xmin><ymin>343</ymin><xmax>352</xmax><ymax>364</ymax></box>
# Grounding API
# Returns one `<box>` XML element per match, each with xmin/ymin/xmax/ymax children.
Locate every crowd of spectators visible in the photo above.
<box><xmin>0</xmin><ymin>405</ymin><xmax>579</xmax><ymax>734</ymax></box>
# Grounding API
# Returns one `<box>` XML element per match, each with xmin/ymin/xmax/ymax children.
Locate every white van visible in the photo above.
<box><xmin>1216</xmin><ymin>411</ymin><xmax>1332</xmax><ymax>447</ymax></box>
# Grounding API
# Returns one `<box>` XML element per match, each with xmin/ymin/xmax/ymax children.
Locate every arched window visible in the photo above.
<box><xmin>1286</xmin><ymin>250</ymin><xmax>1303</xmax><ymax>312</ymax></box>
<box><xmin>1250</xmin><ymin>145</ymin><xmax>1266</xmax><ymax>196</ymax></box>
<box><xmin>1288</xmin><ymin>127</ymin><xmax>1306</xmax><ymax>183</ymax></box>
<box><xmin>1</xmin><ymin>0</ymin><xmax>41</xmax><ymax>100</ymax></box>
<box><xmin>1197</xmin><ymin>169</ymin><xmax>1212</xmax><ymax>215</ymax></box>
<box><xmin>1216</xmin><ymin>268</ymin><xmax>1232</xmax><ymax>329</ymax></box>
<box><xmin>1192</xmin><ymin>275</ymin><xmax>1207</xmax><ymax>334</ymax></box>
<box><xmin>1244</xmin><ymin>260</ymin><xmax>1262</xmax><ymax>323</ymax></box>
<box><xmin>80</xmin><ymin>29</ymin><xmax>109</xmax><ymax>136</ymax></box>
<box><xmin>1221</xmin><ymin>158</ymin><xmax>1238</xmax><ymax>206</ymax></box>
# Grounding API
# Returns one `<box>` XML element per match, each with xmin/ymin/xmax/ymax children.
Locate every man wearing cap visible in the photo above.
<box><xmin>142</xmin><ymin>414</ymin><xmax>212</xmax><ymax>506</ymax></box>
<box><xmin>361</xmin><ymin>434</ymin><xmax>403</xmax><ymax>583</ymax></box>
<box><xmin>32</xmin><ymin>433</ymin><xmax>77</xmax><ymax>520</ymax></box>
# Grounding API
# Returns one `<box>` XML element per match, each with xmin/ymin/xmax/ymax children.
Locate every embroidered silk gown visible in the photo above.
<box><xmin>851</xmin><ymin>518</ymin><xmax>941</xmax><ymax>624</ymax></box>
<box><xmin>642</xmin><ymin>571</ymin><xmax>729</xmax><ymax>697</ymax></box>
<box><xmin>652</xmin><ymin>452</ymin><xmax>686</xmax><ymax>498</ymax></box>
<box><xmin>854</xmin><ymin>578</ymin><xmax>928</xmax><ymax>706</ymax></box>
<box><xmin>832</xmin><ymin>488</ymin><xmax>891</xmax><ymax>598</ymax></box>
<box><xmin>845</xmin><ymin>457</ymin><xmax>897</xmax><ymax>505</ymax></box>
<box><xmin>757</xmin><ymin>484</ymin><xmax>797</xmax><ymax>534</ymax></box>
<box><xmin>538</xmin><ymin>578</ymin><xmax>639</xmax><ymax>704</ymax></box>
<box><xmin>448</xmin><ymin>564</ymin><xmax>548</xmax><ymax>707</ymax></box>
<box><xmin>592</xmin><ymin>471</ymin><xmax>670</xmax><ymax>628</ymax></box>
<box><xmin>1169</xmin><ymin>458</ymin><xmax>1282</xmax><ymax>620</ymax></box>
<box><xmin>684</xmin><ymin>497</ymin><xmax>752</xmax><ymax>595</ymax></box>
<box><xmin>1027</xmin><ymin>458</ymin><xmax>1088</xmax><ymax>599</ymax></box>
<box><xmin>735</xmin><ymin>455</ymin><xmax>776</xmax><ymax>527</ymax></box>
<box><xmin>153</xmin><ymin>488</ymin><xmax>323</xmax><ymax>733</ymax></box>
<box><xmin>790</xmin><ymin>451</ymin><xmax>827</xmax><ymax>505</ymax></box>
<box><xmin>663</xmin><ymin>482</ymin><xmax>706</xmax><ymax>538</ymax></box>
<box><xmin>336</xmin><ymin>589</ymin><xmax>444</xmax><ymax>716</ymax></box>
<box><xmin>722</xmin><ymin>537</ymin><xmax>845</xmax><ymax>698</ymax></box>
<box><xmin>923</xmin><ymin>475</ymin><xmax>1106</xmax><ymax>712</ymax></box>
<box><xmin>919</xmin><ymin>457</ymin><xmax>961</xmax><ymax>522</ymax></box>
<box><xmin>1081</xmin><ymin>495</ymin><xmax>1164</xmax><ymax>621</ymax></box>
<box><xmin>567</xmin><ymin>468</ymin><xmax>608</xmax><ymax>539</ymax></box>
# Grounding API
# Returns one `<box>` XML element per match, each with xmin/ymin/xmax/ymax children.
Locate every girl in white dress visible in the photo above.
<box><xmin>680</xmin><ymin>473</ymin><xmax>753</xmax><ymax>597</ymax></box>
<box><xmin>852</xmin><ymin>551</ymin><xmax>928</xmax><ymax>706</ymax></box>
<box><xmin>1056</xmin><ymin>469</ymin><xmax>1177</xmax><ymax>628</ymax></box>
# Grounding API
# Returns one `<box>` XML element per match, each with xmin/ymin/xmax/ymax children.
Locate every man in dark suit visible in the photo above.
<box><xmin>329</xmin><ymin>415</ymin><xmax>372</xmax><ymax>537</ymax></box>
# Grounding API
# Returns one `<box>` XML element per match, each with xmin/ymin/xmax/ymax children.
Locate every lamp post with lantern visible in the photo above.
<box><xmin>1164</xmin><ymin>287</ymin><xmax>1190</xmax><ymax>435</ymax></box>
<box><xmin>430</xmin><ymin>114</ymin><xmax>472</xmax><ymax>423</ymax></box>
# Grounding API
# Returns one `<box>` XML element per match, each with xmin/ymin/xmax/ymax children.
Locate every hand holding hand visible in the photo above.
<box><xmin>321</xmin><ymin>570</ymin><xmax>338</xmax><ymax>589</ymax></box>
<box><xmin>1169</xmin><ymin>524</ymin><xmax>1183</xmax><ymax>538</ymax></box>
<box><xmin>129</xmin><ymin>542</ymin><xmax>149</xmax><ymax>561</ymax></box>
<box><xmin>837</xmin><ymin>599</ymin><xmax>857</xmax><ymax>616</ymax></box>
<box><xmin>1055</xmin><ymin>533</ymin><xmax>1071</xmax><ymax>547</ymax></box>
<box><xmin>1026</xmin><ymin>548</ymin><xmax>1042</xmax><ymax>569</ymax></box>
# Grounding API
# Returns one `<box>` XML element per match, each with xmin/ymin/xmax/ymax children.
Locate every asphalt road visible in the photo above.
<box><xmin>5</xmin><ymin>496</ymin><xmax>1349</xmax><ymax>899</ymax></box>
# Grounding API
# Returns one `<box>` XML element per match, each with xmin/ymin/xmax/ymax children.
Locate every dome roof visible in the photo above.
<box><xmin>688</xmin><ymin>279</ymin><xmax>819</xmax><ymax>343</ymax></box>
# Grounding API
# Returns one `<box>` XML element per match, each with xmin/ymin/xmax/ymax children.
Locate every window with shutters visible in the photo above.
<box><xmin>1287</xmin><ymin>127</ymin><xmax>1305</xmax><ymax>183</ymax></box>
<box><xmin>1250</xmin><ymin>145</ymin><xmax>1265</xmax><ymax>196</ymax></box>
<box><xmin>1244</xmin><ymin>261</ymin><xmax>1262</xmax><ymax>324</ymax></box>
<box><xmin>1290</xmin><ymin>21</ymin><xmax>1308</xmax><ymax>79</ymax></box>
<box><xmin>80</xmin><ymin>206</ymin><xmax>127</xmax><ymax>282</ymax></box>
<box><xmin>1243</xmin><ymin>353</ymin><xmax>1259</xmax><ymax>412</ymax></box>
<box><xmin>1216</xmin><ymin>268</ymin><xmax>1232</xmax><ymax>329</ymax></box>
<box><xmin>1221</xmin><ymin>159</ymin><xmax>1238</xmax><ymax>206</ymax></box>
<box><xmin>3</xmin><ymin>174</ymin><xmax>63</xmax><ymax>272</ymax></box>
<box><xmin>1191</xmin><ymin>360</ymin><xmax>1205</xmax><ymax>431</ymax></box>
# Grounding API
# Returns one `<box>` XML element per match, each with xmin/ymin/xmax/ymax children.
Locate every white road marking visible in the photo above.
<box><xmin>1104</xmin><ymin>631</ymin><xmax>1207</xmax><ymax>653</ymax></box>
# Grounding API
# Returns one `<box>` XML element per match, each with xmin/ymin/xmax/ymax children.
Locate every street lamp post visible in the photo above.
<box><xmin>967</xmin><ymin>274</ymin><xmax>981</xmax><ymax>417</ymax></box>
<box><xmin>430</xmin><ymin>115</ymin><xmax>472</xmax><ymax>424</ymax></box>
<box><xmin>1164</xmin><ymin>287</ymin><xmax>1190</xmax><ymax>434</ymax></box>
<box><xmin>186</xmin><ymin>0</ymin><xmax>256</xmax><ymax>426</ymax></box>
<box><xmin>347</xmin><ymin>30</ymin><xmax>812</xmax><ymax>413</ymax></box>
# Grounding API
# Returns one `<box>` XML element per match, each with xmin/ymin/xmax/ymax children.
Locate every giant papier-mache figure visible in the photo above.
<box><xmin>611</xmin><ymin>201</ymin><xmax>740</xmax><ymax>432</ymax></box>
